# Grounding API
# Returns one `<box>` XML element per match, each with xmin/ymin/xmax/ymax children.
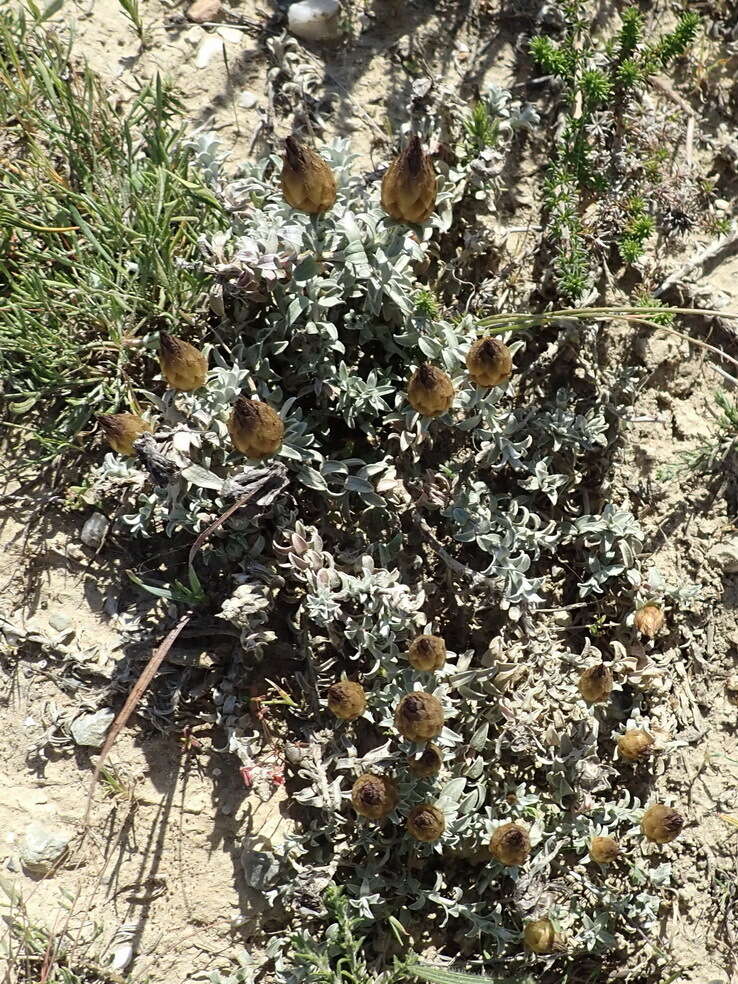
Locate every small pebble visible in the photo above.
<box><xmin>70</xmin><ymin>708</ymin><xmax>115</xmax><ymax>748</ymax></box>
<box><xmin>20</xmin><ymin>823</ymin><xmax>72</xmax><ymax>873</ymax></box>
<box><xmin>186</xmin><ymin>0</ymin><xmax>223</xmax><ymax>23</ymax></box>
<box><xmin>288</xmin><ymin>0</ymin><xmax>340</xmax><ymax>42</ymax></box>
<box><xmin>81</xmin><ymin>512</ymin><xmax>109</xmax><ymax>550</ymax></box>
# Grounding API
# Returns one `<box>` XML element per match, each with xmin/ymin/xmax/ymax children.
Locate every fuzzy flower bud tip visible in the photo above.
<box><xmin>407</xmin><ymin>743</ymin><xmax>443</xmax><ymax>777</ymax></box>
<box><xmin>466</xmin><ymin>337</ymin><xmax>513</xmax><ymax>388</ymax></box>
<box><xmin>327</xmin><ymin>681</ymin><xmax>366</xmax><ymax>721</ymax></box>
<box><xmin>98</xmin><ymin>413</ymin><xmax>153</xmax><ymax>456</ymax></box>
<box><xmin>407</xmin><ymin>364</ymin><xmax>454</xmax><ymax>417</ymax></box>
<box><xmin>407</xmin><ymin>804</ymin><xmax>445</xmax><ymax>842</ymax></box>
<box><xmin>281</xmin><ymin>136</ymin><xmax>336</xmax><ymax>214</ymax></box>
<box><xmin>351</xmin><ymin>773</ymin><xmax>399</xmax><ymax>820</ymax></box>
<box><xmin>589</xmin><ymin>836</ymin><xmax>620</xmax><ymax>864</ymax></box>
<box><xmin>523</xmin><ymin>919</ymin><xmax>557</xmax><ymax>954</ymax></box>
<box><xmin>227</xmin><ymin>397</ymin><xmax>284</xmax><ymax>458</ymax></box>
<box><xmin>159</xmin><ymin>332</ymin><xmax>207</xmax><ymax>391</ymax></box>
<box><xmin>634</xmin><ymin>603</ymin><xmax>665</xmax><ymax>639</ymax></box>
<box><xmin>381</xmin><ymin>135</ymin><xmax>437</xmax><ymax>224</ymax></box>
<box><xmin>617</xmin><ymin>729</ymin><xmax>654</xmax><ymax>762</ymax></box>
<box><xmin>578</xmin><ymin>663</ymin><xmax>613</xmax><ymax>703</ymax></box>
<box><xmin>407</xmin><ymin>634</ymin><xmax>446</xmax><ymax>671</ymax></box>
<box><xmin>489</xmin><ymin>822</ymin><xmax>530</xmax><ymax>866</ymax></box>
<box><xmin>394</xmin><ymin>692</ymin><xmax>444</xmax><ymax>741</ymax></box>
<box><xmin>641</xmin><ymin>804</ymin><xmax>684</xmax><ymax>843</ymax></box>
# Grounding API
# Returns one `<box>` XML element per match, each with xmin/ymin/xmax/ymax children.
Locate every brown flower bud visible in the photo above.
<box><xmin>589</xmin><ymin>836</ymin><xmax>620</xmax><ymax>864</ymax></box>
<box><xmin>228</xmin><ymin>397</ymin><xmax>284</xmax><ymax>458</ymax></box>
<box><xmin>98</xmin><ymin>413</ymin><xmax>153</xmax><ymax>456</ymax></box>
<box><xmin>523</xmin><ymin>918</ymin><xmax>557</xmax><ymax>954</ymax></box>
<box><xmin>407</xmin><ymin>364</ymin><xmax>455</xmax><ymax>417</ymax></box>
<box><xmin>466</xmin><ymin>337</ymin><xmax>513</xmax><ymax>388</ymax></box>
<box><xmin>641</xmin><ymin>803</ymin><xmax>684</xmax><ymax>843</ymax></box>
<box><xmin>159</xmin><ymin>332</ymin><xmax>207</xmax><ymax>391</ymax></box>
<box><xmin>578</xmin><ymin>663</ymin><xmax>613</xmax><ymax>704</ymax></box>
<box><xmin>407</xmin><ymin>634</ymin><xmax>446</xmax><ymax>672</ymax></box>
<box><xmin>617</xmin><ymin>729</ymin><xmax>654</xmax><ymax>762</ymax></box>
<box><xmin>407</xmin><ymin>743</ymin><xmax>443</xmax><ymax>778</ymax></box>
<box><xmin>394</xmin><ymin>692</ymin><xmax>444</xmax><ymax>742</ymax></box>
<box><xmin>327</xmin><ymin>681</ymin><xmax>366</xmax><ymax>721</ymax></box>
<box><xmin>489</xmin><ymin>822</ymin><xmax>530</xmax><ymax>866</ymax></box>
<box><xmin>634</xmin><ymin>604</ymin><xmax>665</xmax><ymax>639</ymax></box>
<box><xmin>406</xmin><ymin>804</ymin><xmax>445</xmax><ymax>842</ymax></box>
<box><xmin>381</xmin><ymin>135</ymin><xmax>437</xmax><ymax>224</ymax></box>
<box><xmin>351</xmin><ymin>773</ymin><xmax>399</xmax><ymax>820</ymax></box>
<box><xmin>281</xmin><ymin>136</ymin><xmax>336</xmax><ymax>214</ymax></box>
<box><xmin>726</xmin><ymin>674</ymin><xmax>738</xmax><ymax>707</ymax></box>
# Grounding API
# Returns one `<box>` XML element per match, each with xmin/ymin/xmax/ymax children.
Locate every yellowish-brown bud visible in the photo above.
<box><xmin>394</xmin><ymin>692</ymin><xmax>444</xmax><ymax>742</ymax></box>
<box><xmin>351</xmin><ymin>773</ymin><xmax>399</xmax><ymax>820</ymax></box>
<box><xmin>381</xmin><ymin>135</ymin><xmax>437</xmax><ymax>224</ymax></box>
<box><xmin>407</xmin><ymin>364</ymin><xmax>455</xmax><ymax>417</ymax></box>
<box><xmin>523</xmin><ymin>919</ymin><xmax>557</xmax><ymax>954</ymax></box>
<box><xmin>617</xmin><ymin>729</ymin><xmax>654</xmax><ymax>762</ymax></box>
<box><xmin>407</xmin><ymin>743</ymin><xmax>443</xmax><ymax>778</ymax></box>
<box><xmin>466</xmin><ymin>337</ymin><xmax>513</xmax><ymax>388</ymax></box>
<box><xmin>227</xmin><ymin>397</ymin><xmax>284</xmax><ymax>458</ymax></box>
<box><xmin>641</xmin><ymin>803</ymin><xmax>684</xmax><ymax>843</ymax></box>
<box><xmin>407</xmin><ymin>634</ymin><xmax>446</xmax><ymax>672</ymax></box>
<box><xmin>589</xmin><ymin>836</ymin><xmax>620</xmax><ymax>864</ymax></box>
<box><xmin>634</xmin><ymin>604</ymin><xmax>665</xmax><ymax>639</ymax></box>
<box><xmin>327</xmin><ymin>681</ymin><xmax>366</xmax><ymax>721</ymax></box>
<box><xmin>281</xmin><ymin>136</ymin><xmax>336</xmax><ymax>214</ymax></box>
<box><xmin>407</xmin><ymin>804</ymin><xmax>445</xmax><ymax>842</ymax></box>
<box><xmin>489</xmin><ymin>822</ymin><xmax>530</xmax><ymax>866</ymax></box>
<box><xmin>578</xmin><ymin>663</ymin><xmax>613</xmax><ymax>704</ymax></box>
<box><xmin>98</xmin><ymin>413</ymin><xmax>153</xmax><ymax>456</ymax></box>
<box><xmin>159</xmin><ymin>332</ymin><xmax>207</xmax><ymax>391</ymax></box>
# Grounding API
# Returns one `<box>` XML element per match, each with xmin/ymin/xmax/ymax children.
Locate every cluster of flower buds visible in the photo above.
<box><xmin>406</xmin><ymin>338</ymin><xmax>514</xmax><ymax>418</ymax></box>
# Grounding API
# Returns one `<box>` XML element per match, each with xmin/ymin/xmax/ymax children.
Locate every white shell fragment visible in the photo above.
<box><xmin>288</xmin><ymin>0</ymin><xmax>340</xmax><ymax>42</ymax></box>
<box><xmin>70</xmin><ymin>708</ymin><xmax>115</xmax><ymax>748</ymax></box>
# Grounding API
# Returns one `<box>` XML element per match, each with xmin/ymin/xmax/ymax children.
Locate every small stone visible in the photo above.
<box><xmin>186</xmin><ymin>0</ymin><xmax>223</xmax><ymax>23</ymax></box>
<box><xmin>239</xmin><ymin>90</ymin><xmax>258</xmax><ymax>109</ymax></box>
<box><xmin>20</xmin><ymin>823</ymin><xmax>72</xmax><ymax>872</ymax></box>
<box><xmin>288</xmin><ymin>0</ymin><xmax>340</xmax><ymax>42</ymax></box>
<box><xmin>708</xmin><ymin>538</ymin><xmax>738</xmax><ymax>574</ymax></box>
<box><xmin>81</xmin><ymin>512</ymin><xmax>109</xmax><ymax>549</ymax></box>
<box><xmin>48</xmin><ymin>613</ymin><xmax>73</xmax><ymax>633</ymax></box>
<box><xmin>70</xmin><ymin>708</ymin><xmax>115</xmax><ymax>748</ymax></box>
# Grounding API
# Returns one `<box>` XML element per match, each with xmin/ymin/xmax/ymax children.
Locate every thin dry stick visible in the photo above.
<box><xmin>82</xmin><ymin>613</ymin><xmax>191</xmax><ymax>827</ymax></box>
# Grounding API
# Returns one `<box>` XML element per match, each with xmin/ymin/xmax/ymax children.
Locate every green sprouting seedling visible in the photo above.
<box><xmin>463</xmin><ymin>101</ymin><xmax>500</xmax><ymax>160</ymax></box>
<box><xmin>530</xmin><ymin>5</ymin><xmax>702</xmax><ymax>299</ymax></box>
<box><xmin>117</xmin><ymin>0</ymin><xmax>145</xmax><ymax>41</ymax></box>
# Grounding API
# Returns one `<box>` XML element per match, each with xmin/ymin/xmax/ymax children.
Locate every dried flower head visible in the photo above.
<box><xmin>351</xmin><ymin>773</ymin><xmax>399</xmax><ymax>820</ymax></box>
<box><xmin>489</xmin><ymin>822</ymin><xmax>530</xmax><ymax>866</ymax></box>
<box><xmin>327</xmin><ymin>681</ymin><xmax>366</xmax><ymax>721</ymax></box>
<box><xmin>407</xmin><ymin>743</ymin><xmax>443</xmax><ymax>778</ymax></box>
<box><xmin>406</xmin><ymin>804</ymin><xmax>445</xmax><ymax>842</ymax></box>
<box><xmin>281</xmin><ymin>136</ymin><xmax>336</xmax><ymax>214</ymax></box>
<box><xmin>407</xmin><ymin>634</ymin><xmax>446</xmax><ymax>671</ymax></box>
<box><xmin>726</xmin><ymin>674</ymin><xmax>738</xmax><ymax>707</ymax></box>
<box><xmin>617</xmin><ymin>729</ymin><xmax>654</xmax><ymax>762</ymax></box>
<box><xmin>523</xmin><ymin>918</ymin><xmax>557</xmax><ymax>954</ymax></box>
<box><xmin>578</xmin><ymin>663</ymin><xmax>613</xmax><ymax>704</ymax></box>
<box><xmin>589</xmin><ymin>836</ymin><xmax>620</xmax><ymax>864</ymax></box>
<box><xmin>381</xmin><ymin>135</ymin><xmax>437</xmax><ymax>224</ymax></box>
<box><xmin>407</xmin><ymin>364</ymin><xmax>455</xmax><ymax>417</ymax></box>
<box><xmin>466</xmin><ymin>337</ymin><xmax>513</xmax><ymax>388</ymax></box>
<box><xmin>228</xmin><ymin>397</ymin><xmax>284</xmax><ymax>458</ymax></box>
<box><xmin>394</xmin><ymin>692</ymin><xmax>444</xmax><ymax>741</ymax></box>
<box><xmin>159</xmin><ymin>332</ymin><xmax>207</xmax><ymax>392</ymax></box>
<box><xmin>98</xmin><ymin>413</ymin><xmax>153</xmax><ymax>456</ymax></box>
<box><xmin>641</xmin><ymin>803</ymin><xmax>684</xmax><ymax>843</ymax></box>
<box><xmin>634</xmin><ymin>603</ymin><xmax>665</xmax><ymax>639</ymax></box>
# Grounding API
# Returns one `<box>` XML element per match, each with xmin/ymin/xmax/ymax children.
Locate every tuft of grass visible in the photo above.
<box><xmin>0</xmin><ymin>7</ymin><xmax>225</xmax><ymax>460</ymax></box>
